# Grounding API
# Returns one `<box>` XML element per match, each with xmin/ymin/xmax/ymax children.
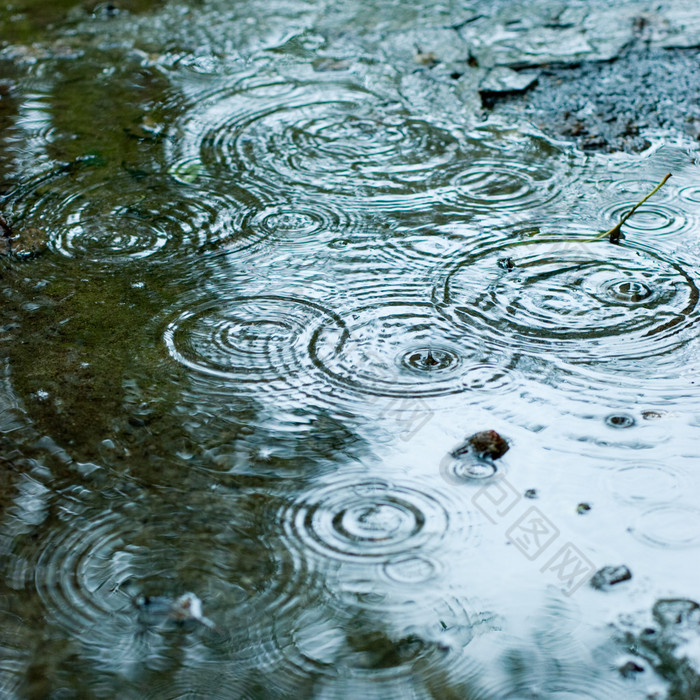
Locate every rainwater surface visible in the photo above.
<box><xmin>1</xmin><ymin>1</ymin><xmax>700</xmax><ymax>698</ymax></box>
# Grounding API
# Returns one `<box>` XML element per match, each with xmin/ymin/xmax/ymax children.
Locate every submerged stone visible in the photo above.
<box><xmin>590</xmin><ymin>565</ymin><xmax>632</xmax><ymax>590</ymax></box>
<box><xmin>619</xmin><ymin>660</ymin><xmax>645</xmax><ymax>677</ymax></box>
<box><xmin>652</xmin><ymin>598</ymin><xmax>700</xmax><ymax>628</ymax></box>
<box><xmin>0</xmin><ymin>223</ymin><xmax>48</xmax><ymax>258</ymax></box>
<box><xmin>497</xmin><ymin>256</ymin><xmax>516</xmax><ymax>271</ymax></box>
<box><xmin>133</xmin><ymin>591</ymin><xmax>217</xmax><ymax>630</ymax></box>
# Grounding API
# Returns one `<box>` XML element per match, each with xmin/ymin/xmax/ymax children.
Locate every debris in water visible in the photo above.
<box><xmin>498</xmin><ymin>256</ymin><xmax>515</xmax><ymax>271</ymax></box>
<box><xmin>619</xmin><ymin>660</ymin><xmax>645</xmax><ymax>677</ymax></box>
<box><xmin>590</xmin><ymin>565</ymin><xmax>632</xmax><ymax>590</ymax></box>
<box><xmin>453</xmin><ymin>430</ymin><xmax>510</xmax><ymax>460</ymax></box>
<box><xmin>596</xmin><ymin>173</ymin><xmax>671</xmax><ymax>244</ymax></box>
<box><xmin>524</xmin><ymin>488</ymin><xmax>537</xmax><ymax>499</ymax></box>
<box><xmin>577</xmin><ymin>502</ymin><xmax>591</xmax><ymax>514</ymax></box>
<box><xmin>414</xmin><ymin>50</ymin><xmax>439</xmax><ymax>67</ymax></box>
<box><xmin>169</xmin><ymin>592</ymin><xmax>217</xmax><ymax>629</ymax></box>
<box><xmin>133</xmin><ymin>591</ymin><xmax>217</xmax><ymax>630</ymax></box>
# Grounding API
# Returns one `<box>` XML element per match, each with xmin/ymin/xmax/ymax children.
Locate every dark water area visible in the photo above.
<box><xmin>2</xmin><ymin>1</ymin><xmax>700</xmax><ymax>698</ymax></box>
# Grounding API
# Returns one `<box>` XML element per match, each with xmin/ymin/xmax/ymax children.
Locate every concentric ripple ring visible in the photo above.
<box><xmin>308</xmin><ymin>300</ymin><xmax>510</xmax><ymax>399</ymax></box>
<box><xmin>280</xmin><ymin>476</ymin><xmax>454</xmax><ymax>563</ymax></box>
<box><xmin>171</xmin><ymin>81</ymin><xmax>464</xmax><ymax>204</ymax></box>
<box><xmin>165</xmin><ymin>295</ymin><xmax>346</xmax><ymax>389</ymax></box>
<box><xmin>435</xmin><ymin>240</ymin><xmax>700</xmax><ymax>364</ymax></box>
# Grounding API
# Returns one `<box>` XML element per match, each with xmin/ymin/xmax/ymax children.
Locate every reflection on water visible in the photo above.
<box><xmin>1</xmin><ymin>0</ymin><xmax>700</xmax><ymax>698</ymax></box>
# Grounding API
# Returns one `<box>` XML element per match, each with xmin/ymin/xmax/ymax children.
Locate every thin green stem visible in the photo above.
<box><xmin>594</xmin><ymin>173</ymin><xmax>672</xmax><ymax>243</ymax></box>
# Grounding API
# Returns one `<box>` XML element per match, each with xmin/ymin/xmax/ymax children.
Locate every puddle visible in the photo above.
<box><xmin>1</xmin><ymin>0</ymin><xmax>700</xmax><ymax>698</ymax></box>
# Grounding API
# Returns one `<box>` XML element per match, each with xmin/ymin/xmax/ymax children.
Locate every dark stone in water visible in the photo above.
<box><xmin>497</xmin><ymin>256</ymin><xmax>515</xmax><ymax>271</ymax></box>
<box><xmin>619</xmin><ymin>660</ymin><xmax>645</xmax><ymax>677</ymax></box>
<box><xmin>652</xmin><ymin>598</ymin><xmax>700</xmax><ymax>628</ymax></box>
<box><xmin>590</xmin><ymin>565</ymin><xmax>632</xmax><ymax>590</ymax></box>
<box><xmin>524</xmin><ymin>488</ymin><xmax>537</xmax><ymax>499</ymax></box>
<box><xmin>576</xmin><ymin>502</ymin><xmax>591</xmax><ymax>514</ymax></box>
<box><xmin>453</xmin><ymin>430</ymin><xmax>509</xmax><ymax>460</ymax></box>
<box><xmin>0</xmin><ymin>213</ymin><xmax>12</xmax><ymax>238</ymax></box>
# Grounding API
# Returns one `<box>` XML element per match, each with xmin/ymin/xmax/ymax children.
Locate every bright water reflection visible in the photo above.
<box><xmin>1</xmin><ymin>0</ymin><xmax>700</xmax><ymax>698</ymax></box>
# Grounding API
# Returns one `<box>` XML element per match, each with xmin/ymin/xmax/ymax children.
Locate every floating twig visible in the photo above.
<box><xmin>595</xmin><ymin>173</ymin><xmax>672</xmax><ymax>244</ymax></box>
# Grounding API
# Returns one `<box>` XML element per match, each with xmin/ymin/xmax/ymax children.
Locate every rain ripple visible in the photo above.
<box><xmin>279</xmin><ymin>472</ymin><xmax>474</xmax><ymax>565</ymax></box>
<box><xmin>438</xmin><ymin>126</ymin><xmax>572</xmax><ymax>215</ymax></box>
<box><xmin>3</xmin><ymin>168</ymin><xmax>260</xmax><ymax>263</ymax></box>
<box><xmin>170</xmin><ymin>80</ymin><xmax>464</xmax><ymax>207</ymax></box>
<box><xmin>10</xmin><ymin>489</ymin><xmax>319</xmax><ymax>666</ymax></box>
<box><xmin>679</xmin><ymin>184</ymin><xmax>700</xmax><ymax>205</ymax></box>
<box><xmin>164</xmin><ymin>294</ymin><xmax>346</xmax><ymax>396</ymax></box>
<box><xmin>630</xmin><ymin>504</ymin><xmax>700</xmax><ymax>549</ymax></box>
<box><xmin>436</xmin><ymin>240</ymin><xmax>700</xmax><ymax>365</ymax></box>
<box><xmin>248</xmin><ymin>198</ymin><xmax>365</xmax><ymax>247</ymax></box>
<box><xmin>600</xmin><ymin>200</ymin><xmax>693</xmax><ymax>238</ymax></box>
<box><xmin>309</xmin><ymin>299</ymin><xmax>514</xmax><ymax>402</ymax></box>
<box><xmin>5</xmin><ymin>172</ymin><xmax>171</xmax><ymax>263</ymax></box>
<box><xmin>606</xmin><ymin>462</ymin><xmax>683</xmax><ymax>506</ymax></box>
<box><xmin>269</xmin><ymin>588</ymin><xmax>488</xmax><ymax>692</ymax></box>
<box><xmin>9</xmin><ymin>507</ymin><xmax>141</xmax><ymax>659</ymax></box>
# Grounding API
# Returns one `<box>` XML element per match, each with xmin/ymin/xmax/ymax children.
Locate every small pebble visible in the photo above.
<box><xmin>453</xmin><ymin>430</ymin><xmax>510</xmax><ymax>459</ymax></box>
<box><xmin>414</xmin><ymin>51</ymin><xmax>439</xmax><ymax>67</ymax></box>
<box><xmin>619</xmin><ymin>660</ymin><xmax>645</xmax><ymax>677</ymax></box>
<box><xmin>590</xmin><ymin>565</ymin><xmax>632</xmax><ymax>590</ymax></box>
<box><xmin>498</xmin><ymin>257</ymin><xmax>515</xmax><ymax>271</ymax></box>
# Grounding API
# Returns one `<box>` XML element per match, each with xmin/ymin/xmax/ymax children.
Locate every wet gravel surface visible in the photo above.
<box><xmin>493</xmin><ymin>47</ymin><xmax>700</xmax><ymax>153</ymax></box>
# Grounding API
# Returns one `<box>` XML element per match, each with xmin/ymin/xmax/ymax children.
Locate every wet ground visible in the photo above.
<box><xmin>1</xmin><ymin>0</ymin><xmax>700</xmax><ymax>698</ymax></box>
<box><xmin>492</xmin><ymin>46</ymin><xmax>700</xmax><ymax>153</ymax></box>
